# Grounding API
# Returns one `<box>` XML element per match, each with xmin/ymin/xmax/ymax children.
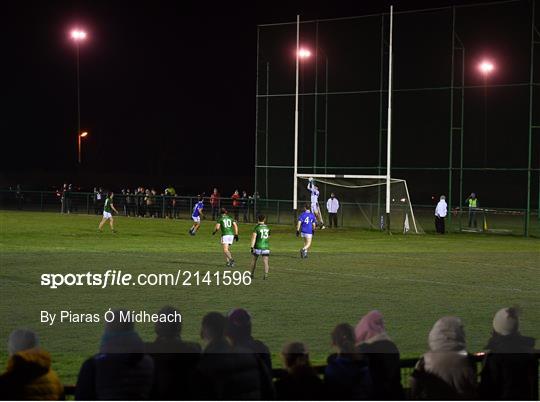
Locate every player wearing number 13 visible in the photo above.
<box><xmin>213</xmin><ymin>208</ymin><xmax>239</xmax><ymax>267</ymax></box>
<box><xmin>250</xmin><ymin>215</ymin><xmax>270</xmax><ymax>280</ymax></box>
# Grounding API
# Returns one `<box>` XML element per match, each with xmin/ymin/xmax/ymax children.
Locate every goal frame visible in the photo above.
<box><xmin>296</xmin><ymin>173</ymin><xmax>420</xmax><ymax>233</ymax></box>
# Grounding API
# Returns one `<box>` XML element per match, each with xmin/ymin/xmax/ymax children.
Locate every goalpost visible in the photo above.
<box><xmin>293</xmin><ymin>6</ymin><xmax>400</xmax><ymax>232</ymax></box>
<box><xmin>296</xmin><ymin>174</ymin><xmax>422</xmax><ymax>234</ymax></box>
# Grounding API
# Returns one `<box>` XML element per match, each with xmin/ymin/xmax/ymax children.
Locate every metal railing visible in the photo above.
<box><xmin>1</xmin><ymin>190</ymin><xmax>538</xmax><ymax>236</ymax></box>
<box><xmin>60</xmin><ymin>351</ymin><xmax>539</xmax><ymax>399</ymax></box>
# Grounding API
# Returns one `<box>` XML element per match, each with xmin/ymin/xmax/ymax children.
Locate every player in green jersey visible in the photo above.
<box><xmin>212</xmin><ymin>208</ymin><xmax>239</xmax><ymax>267</ymax></box>
<box><xmin>250</xmin><ymin>214</ymin><xmax>270</xmax><ymax>280</ymax></box>
<box><xmin>98</xmin><ymin>192</ymin><xmax>119</xmax><ymax>232</ymax></box>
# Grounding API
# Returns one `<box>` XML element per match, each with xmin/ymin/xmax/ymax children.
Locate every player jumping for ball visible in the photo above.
<box><xmin>296</xmin><ymin>203</ymin><xmax>317</xmax><ymax>259</ymax></box>
<box><xmin>250</xmin><ymin>214</ymin><xmax>270</xmax><ymax>280</ymax></box>
<box><xmin>307</xmin><ymin>178</ymin><xmax>325</xmax><ymax>229</ymax></box>
<box><xmin>212</xmin><ymin>208</ymin><xmax>239</xmax><ymax>267</ymax></box>
<box><xmin>189</xmin><ymin>195</ymin><xmax>204</xmax><ymax>236</ymax></box>
<box><xmin>98</xmin><ymin>191</ymin><xmax>119</xmax><ymax>233</ymax></box>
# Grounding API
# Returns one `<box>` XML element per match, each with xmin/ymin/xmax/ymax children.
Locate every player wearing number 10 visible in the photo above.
<box><xmin>213</xmin><ymin>208</ymin><xmax>239</xmax><ymax>267</ymax></box>
<box><xmin>250</xmin><ymin>215</ymin><xmax>270</xmax><ymax>280</ymax></box>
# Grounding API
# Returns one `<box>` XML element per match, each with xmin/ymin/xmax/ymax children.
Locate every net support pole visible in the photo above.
<box><xmin>385</xmin><ymin>5</ymin><xmax>394</xmax><ymax>233</ymax></box>
<box><xmin>525</xmin><ymin>0</ymin><xmax>536</xmax><ymax>237</ymax></box>
<box><xmin>254</xmin><ymin>27</ymin><xmax>260</xmax><ymax>217</ymax></box>
<box><xmin>293</xmin><ymin>14</ymin><xmax>300</xmax><ymax>211</ymax></box>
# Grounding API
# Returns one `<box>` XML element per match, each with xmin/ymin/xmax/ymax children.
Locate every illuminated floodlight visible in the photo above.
<box><xmin>298</xmin><ymin>48</ymin><xmax>312</xmax><ymax>59</ymax></box>
<box><xmin>479</xmin><ymin>60</ymin><xmax>494</xmax><ymax>75</ymax></box>
<box><xmin>70</xmin><ymin>29</ymin><xmax>87</xmax><ymax>41</ymax></box>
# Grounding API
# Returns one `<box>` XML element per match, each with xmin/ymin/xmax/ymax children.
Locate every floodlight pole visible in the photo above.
<box><xmin>293</xmin><ymin>14</ymin><xmax>300</xmax><ymax>211</ymax></box>
<box><xmin>76</xmin><ymin>42</ymin><xmax>81</xmax><ymax>144</ymax></box>
<box><xmin>385</xmin><ymin>5</ymin><xmax>394</xmax><ymax>233</ymax></box>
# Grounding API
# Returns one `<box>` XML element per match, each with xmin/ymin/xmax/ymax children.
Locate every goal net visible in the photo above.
<box><xmin>297</xmin><ymin>175</ymin><xmax>424</xmax><ymax>234</ymax></box>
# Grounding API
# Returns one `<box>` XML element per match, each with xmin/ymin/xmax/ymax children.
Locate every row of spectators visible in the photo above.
<box><xmin>56</xmin><ymin>185</ymin><xmax>261</xmax><ymax>222</ymax></box>
<box><xmin>0</xmin><ymin>307</ymin><xmax>536</xmax><ymax>400</ymax></box>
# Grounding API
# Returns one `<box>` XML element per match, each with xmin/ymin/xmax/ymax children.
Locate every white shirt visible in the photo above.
<box><xmin>307</xmin><ymin>183</ymin><xmax>319</xmax><ymax>204</ymax></box>
<box><xmin>326</xmin><ymin>197</ymin><xmax>340</xmax><ymax>213</ymax></box>
<box><xmin>435</xmin><ymin>200</ymin><xmax>447</xmax><ymax>218</ymax></box>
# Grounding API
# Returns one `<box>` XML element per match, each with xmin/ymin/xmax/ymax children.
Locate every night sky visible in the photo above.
<box><xmin>2</xmin><ymin>0</ymin><xmax>539</xmax><ymax>207</ymax></box>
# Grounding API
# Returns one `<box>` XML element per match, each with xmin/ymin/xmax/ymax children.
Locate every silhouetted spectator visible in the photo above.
<box><xmin>137</xmin><ymin>187</ymin><xmax>146</xmax><ymax>217</ymax></box>
<box><xmin>15</xmin><ymin>184</ymin><xmax>23</xmax><ymax>210</ymax></box>
<box><xmin>125</xmin><ymin>189</ymin><xmax>134</xmax><ymax>216</ymax></box>
<box><xmin>75</xmin><ymin>310</ymin><xmax>154</xmax><ymax>400</ymax></box>
<box><xmin>241</xmin><ymin>190</ymin><xmax>249</xmax><ymax>222</ymax></box>
<box><xmin>93</xmin><ymin>187</ymin><xmax>103</xmax><ymax>215</ymax></box>
<box><xmin>231</xmin><ymin>190</ymin><xmax>241</xmax><ymax>221</ymax></box>
<box><xmin>164</xmin><ymin>187</ymin><xmax>176</xmax><ymax>219</ymax></box>
<box><xmin>193</xmin><ymin>311</ymin><xmax>274</xmax><ymax>400</ymax></box>
<box><xmin>410</xmin><ymin>316</ymin><xmax>477</xmax><ymax>400</ymax></box>
<box><xmin>325</xmin><ymin>323</ymin><xmax>372</xmax><ymax>400</ymax></box>
<box><xmin>210</xmin><ymin>188</ymin><xmax>220</xmax><ymax>221</ymax></box>
<box><xmin>274</xmin><ymin>342</ymin><xmax>324</xmax><ymax>400</ymax></box>
<box><xmin>145</xmin><ymin>306</ymin><xmax>201</xmax><ymax>400</ymax></box>
<box><xmin>355</xmin><ymin>310</ymin><xmax>404</xmax><ymax>400</ymax></box>
<box><xmin>226</xmin><ymin>308</ymin><xmax>272</xmax><ymax>371</ymax></box>
<box><xmin>479</xmin><ymin>307</ymin><xmax>537</xmax><ymax>400</ymax></box>
<box><xmin>61</xmin><ymin>183</ymin><xmax>68</xmax><ymax>214</ymax></box>
<box><xmin>0</xmin><ymin>329</ymin><xmax>64</xmax><ymax>400</ymax></box>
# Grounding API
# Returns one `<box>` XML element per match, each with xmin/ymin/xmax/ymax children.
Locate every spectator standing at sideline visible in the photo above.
<box><xmin>434</xmin><ymin>195</ymin><xmax>447</xmax><ymax>234</ymax></box>
<box><xmin>0</xmin><ymin>329</ymin><xmax>64</xmax><ymax>400</ymax></box>
<box><xmin>410</xmin><ymin>316</ymin><xmax>477</xmax><ymax>400</ymax></box>
<box><xmin>210</xmin><ymin>188</ymin><xmax>220</xmax><ymax>221</ymax></box>
<box><xmin>465</xmin><ymin>192</ymin><xmax>479</xmax><ymax>229</ymax></box>
<box><xmin>355</xmin><ymin>310</ymin><xmax>404</xmax><ymax>400</ymax></box>
<box><xmin>241</xmin><ymin>190</ymin><xmax>249</xmax><ymax>222</ymax></box>
<box><xmin>479</xmin><ymin>307</ymin><xmax>537</xmax><ymax>400</ymax></box>
<box><xmin>93</xmin><ymin>187</ymin><xmax>102</xmax><ymax>215</ymax></box>
<box><xmin>164</xmin><ymin>186</ymin><xmax>176</xmax><ymax>219</ymax></box>
<box><xmin>326</xmin><ymin>193</ymin><xmax>340</xmax><ymax>228</ymax></box>
<box><xmin>231</xmin><ymin>190</ymin><xmax>241</xmax><ymax>221</ymax></box>
<box><xmin>60</xmin><ymin>183</ymin><xmax>68</xmax><ymax>214</ymax></box>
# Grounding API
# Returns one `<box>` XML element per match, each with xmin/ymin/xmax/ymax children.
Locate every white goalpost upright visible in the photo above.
<box><xmin>386</xmin><ymin>5</ymin><xmax>394</xmax><ymax>231</ymax></box>
<box><xmin>293</xmin><ymin>14</ymin><xmax>300</xmax><ymax>211</ymax></box>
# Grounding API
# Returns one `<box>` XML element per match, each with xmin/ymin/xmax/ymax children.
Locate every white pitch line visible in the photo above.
<box><xmin>279</xmin><ymin>267</ymin><xmax>540</xmax><ymax>294</ymax></box>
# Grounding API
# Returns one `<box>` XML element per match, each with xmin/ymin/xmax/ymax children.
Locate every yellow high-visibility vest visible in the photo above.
<box><xmin>468</xmin><ymin>198</ymin><xmax>477</xmax><ymax>208</ymax></box>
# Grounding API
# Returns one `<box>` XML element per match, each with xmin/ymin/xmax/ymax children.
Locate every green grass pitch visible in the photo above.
<box><xmin>1</xmin><ymin>210</ymin><xmax>539</xmax><ymax>384</ymax></box>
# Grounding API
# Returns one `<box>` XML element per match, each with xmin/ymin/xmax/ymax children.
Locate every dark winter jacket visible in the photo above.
<box><xmin>324</xmin><ymin>353</ymin><xmax>373</xmax><ymax>400</ymax></box>
<box><xmin>357</xmin><ymin>339</ymin><xmax>404</xmax><ymax>399</ymax></box>
<box><xmin>410</xmin><ymin>354</ymin><xmax>477</xmax><ymax>400</ymax></box>
<box><xmin>75</xmin><ymin>331</ymin><xmax>154</xmax><ymax>400</ymax></box>
<box><xmin>192</xmin><ymin>339</ymin><xmax>274</xmax><ymax>400</ymax></box>
<box><xmin>145</xmin><ymin>337</ymin><xmax>201</xmax><ymax>400</ymax></box>
<box><xmin>479</xmin><ymin>333</ymin><xmax>536</xmax><ymax>400</ymax></box>
<box><xmin>275</xmin><ymin>365</ymin><xmax>324</xmax><ymax>400</ymax></box>
<box><xmin>233</xmin><ymin>337</ymin><xmax>272</xmax><ymax>372</ymax></box>
<box><xmin>0</xmin><ymin>348</ymin><xmax>64</xmax><ymax>400</ymax></box>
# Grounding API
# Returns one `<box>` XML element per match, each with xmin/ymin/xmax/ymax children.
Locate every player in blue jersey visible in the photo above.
<box><xmin>189</xmin><ymin>195</ymin><xmax>204</xmax><ymax>236</ymax></box>
<box><xmin>296</xmin><ymin>203</ymin><xmax>317</xmax><ymax>258</ymax></box>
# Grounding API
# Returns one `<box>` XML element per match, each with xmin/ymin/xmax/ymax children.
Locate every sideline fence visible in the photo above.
<box><xmin>1</xmin><ymin>189</ymin><xmax>538</xmax><ymax>236</ymax></box>
<box><xmin>60</xmin><ymin>352</ymin><xmax>540</xmax><ymax>399</ymax></box>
